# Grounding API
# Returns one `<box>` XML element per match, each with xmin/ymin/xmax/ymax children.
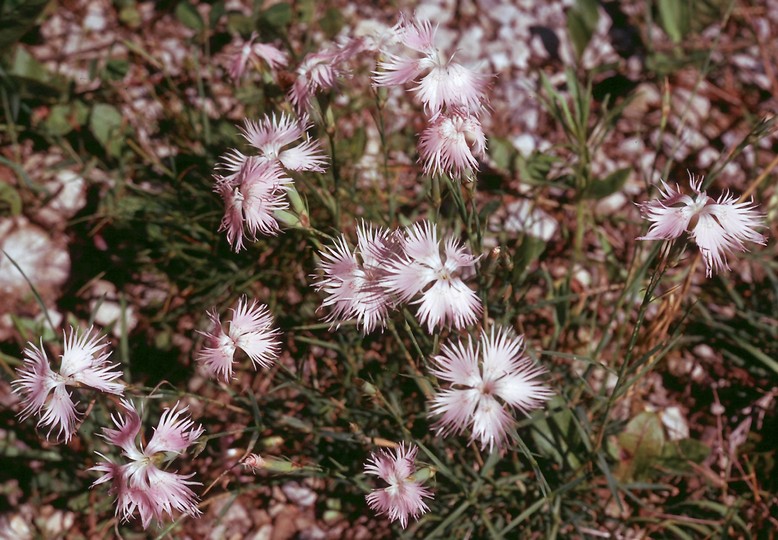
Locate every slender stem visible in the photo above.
<box><xmin>373</xmin><ymin>91</ymin><xmax>394</xmax><ymax>224</ymax></box>
<box><xmin>326</xmin><ymin>130</ymin><xmax>341</xmax><ymax>227</ymax></box>
<box><xmin>387</xmin><ymin>320</ymin><xmax>433</xmax><ymax>399</ymax></box>
<box><xmin>740</xmin><ymin>153</ymin><xmax>778</xmax><ymax>202</ymax></box>
<box><xmin>593</xmin><ymin>242</ymin><xmax>670</xmax><ymax>451</ymax></box>
<box><xmin>431</xmin><ymin>174</ymin><xmax>441</xmax><ymax>221</ymax></box>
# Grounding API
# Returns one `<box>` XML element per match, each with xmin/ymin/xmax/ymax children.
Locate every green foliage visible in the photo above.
<box><xmin>566</xmin><ymin>0</ymin><xmax>600</xmax><ymax>58</ymax></box>
<box><xmin>0</xmin><ymin>0</ymin><xmax>49</xmax><ymax>50</ymax></box>
<box><xmin>320</xmin><ymin>8</ymin><xmax>344</xmax><ymax>39</ymax></box>
<box><xmin>4</xmin><ymin>47</ymin><xmax>65</xmax><ymax>100</ymax></box>
<box><xmin>0</xmin><ymin>182</ymin><xmax>22</xmax><ymax>216</ymax></box>
<box><xmin>657</xmin><ymin>0</ymin><xmax>690</xmax><ymax>43</ymax></box>
<box><xmin>581</xmin><ymin>167</ymin><xmax>630</xmax><ymax>200</ymax></box>
<box><xmin>539</xmin><ymin>69</ymin><xmax>633</xmax><ymax>196</ymax></box>
<box><xmin>0</xmin><ymin>1</ymin><xmax>775</xmax><ymax>538</ymax></box>
<box><xmin>259</xmin><ymin>2</ymin><xmax>292</xmax><ymax>32</ymax></box>
<box><xmin>89</xmin><ymin>103</ymin><xmax>124</xmax><ymax>157</ymax></box>
<box><xmin>616</xmin><ymin>411</ymin><xmax>665</xmax><ymax>481</ymax></box>
<box><xmin>175</xmin><ymin>0</ymin><xmax>204</xmax><ymax>32</ymax></box>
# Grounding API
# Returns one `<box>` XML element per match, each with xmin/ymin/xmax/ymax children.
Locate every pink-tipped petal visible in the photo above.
<box><xmin>428</xmin><ymin>328</ymin><xmax>552</xmax><ymax>451</ymax></box>
<box><xmin>364</xmin><ymin>443</ymin><xmax>433</xmax><ymax>529</ymax></box>
<box><xmin>637</xmin><ymin>176</ymin><xmax>767</xmax><ymax>276</ymax></box>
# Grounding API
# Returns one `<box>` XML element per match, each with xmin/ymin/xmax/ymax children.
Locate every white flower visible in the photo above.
<box><xmin>429</xmin><ymin>327</ymin><xmax>553</xmax><ymax>451</ymax></box>
<box><xmin>418</xmin><ymin>110</ymin><xmax>486</xmax><ymax>179</ymax></box>
<box><xmin>638</xmin><ymin>175</ymin><xmax>766</xmax><ymax>276</ymax></box>
<box><xmin>288</xmin><ymin>38</ymin><xmax>364</xmax><ymax>112</ymax></box>
<box><xmin>314</xmin><ymin>223</ymin><xmax>401</xmax><ymax>333</ymax></box>
<box><xmin>12</xmin><ymin>327</ymin><xmax>124</xmax><ymax>442</ymax></box>
<box><xmin>238</xmin><ymin>113</ymin><xmax>326</xmax><ymax>172</ymax></box>
<box><xmin>90</xmin><ymin>400</ymin><xmax>204</xmax><ymax>529</ymax></box>
<box><xmin>227</xmin><ymin>32</ymin><xmax>287</xmax><ymax>80</ymax></box>
<box><xmin>374</xmin><ymin>15</ymin><xmax>488</xmax><ymax>115</ymax></box>
<box><xmin>196</xmin><ymin>297</ymin><xmax>281</xmax><ymax>382</ymax></box>
<box><xmin>364</xmin><ymin>443</ymin><xmax>433</xmax><ymax>528</ymax></box>
<box><xmin>385</xmin><ymin>220</ymin><xmax>481</xmax><ymax>333</ymax></box>
<box><xmin>214</xmin><ymin>157</ymin><xmax>292</xmax><ymax>252</ymax></box>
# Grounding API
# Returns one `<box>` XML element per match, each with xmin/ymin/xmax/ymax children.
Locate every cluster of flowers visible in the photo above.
<box><xmin>13</xmin><ymin>9</ymin><xmax>771</xmax><ymax>534</ymax></box>
<box><xmin>221</xmin><ymin>15</ymin><xmax>768</xmax><ymax>277</ymax></box>
<box><xmin>11</xmin><ymin>328</ymin><xmax>203</xmax><ymax>526</ymax></box>
<box><xmin>354</xmin><ymin>175</ymin><xmax>769</xmax><ymax>526</ymax></box>
<box><xmin>12</xmin><ymin>297</ymin><xmax>282</xmax><ymax>529</ymax></box>
<box><xmin>374</xmin><ymin>15</ymin><xmax>489</xmax><ymax>180</ymax></box>
<box><xmin>315</xmin><ymin>220</ymin><xmax>482</xmax><ymax>333</ymax></box>
<box><xmin>312</xmin><ymin>219</ymin><xmax>555</xmax><ymax>526</ymax></box>
<box><xmin>361</xmin><ymin>326</ymin><xmax>555</xmax><ymax>527</ymax></box>
<box><xmin>225</xmin><ymin>14</ymin><xmax>489</xmax><ymax>190</ymax></box>
<box><xmin>216</xmin><ymin>13</ymin><xmax>500</xmax><ymax>253</ymax></box>
<box><xmin>214</xmin><ymin>112</ymin><xmax>326</xmax><ymax>252</ymax></box>
<box><xmin>226</xmin><ymin>28</ymin><xmax>363</xmax><ymax>115</ymax></box>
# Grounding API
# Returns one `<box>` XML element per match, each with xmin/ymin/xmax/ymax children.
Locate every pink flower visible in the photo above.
<box><xmin>638</xmin><ymin>175</ymin><xmax>767</xmax><ymax>276</ymax></box>
<box><xmin>385</xmin><ymin>220</ymin><xmax>482</xmax><ymax>333</ymax></box>
<box><xmin>227</xmin><ymin>32</ymin><xmax>288</xmax><ymax>80</ymax></box>
<box><xmin>238</xmin><ymin>113</ymin><xmax>326</xmax><ymax>173</ymax></box>
<box><xmin>12</xmin><ymin>327</ymin><xmax>124</xmax><ymax>442</ymax></box>
<box><xmin>314</xmin><ymin>223</ymin><xmax>401</xmax><ymax>333</ymax></box>
<box><xmin>288</xmin><ymin>38</ymin><xmax>364</xmax><ymax>112</ymax></box>
<box><xmin>214</xmin><ymin>156</ymin><xmax>292</xmax><ymax>252</ymax></box>
<box><xmin>196</xmin><ymin>297</ymin><xmax>281</xmax><ymax>382</ymax></box>
<box><xmin>364</xmin><ymin>443</ymin><xmax>433</xmax><ymax>529</ymax></box>
<box><xmin>374</xmin><ymin>15</ymin><xmax>489</xmax><ymax>115</ymax></box>
<box><xmin>91</xmin><ymin>400</ymin><xmax>204</xmax><ymax>529</ymax></box>
<box><xmin>418</xmin><ymin>110</ymin><xmax>486</xmax><ymax>179</ymax></box>
<box><xmin>429</xmin><ymin>328</ymin><xmax>553</xmax><ymax>451</ymax></box>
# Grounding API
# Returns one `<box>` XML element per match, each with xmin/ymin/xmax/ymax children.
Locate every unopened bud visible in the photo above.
<box><xmin>354</xmin><ymin>378</ymin><xmax>378</xmax><ymax>396</ymax></box>
<box><xmin>411</xmin><ymin>466</ymin><xmax>436</xmax><ymax>483</ymax></box>
<box><xmin>286</xmin><ymin>184</ymin><xmax>308</xmax><ymax>216</ymax></box>
<box><xmin>243</xmin><ymin>453</ymin><xmax>265</xmax><ymax>471</ymax></box>
<box><xmin>263</xmin><ymin>456</ymin><xmax>303</xmax><ymax>473</ymax></box>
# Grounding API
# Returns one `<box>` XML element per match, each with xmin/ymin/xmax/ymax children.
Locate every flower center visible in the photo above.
<box><xmin>479</xmin><ymin>379</ymin><xmax>496</xmax><ymax>396</ymax></box>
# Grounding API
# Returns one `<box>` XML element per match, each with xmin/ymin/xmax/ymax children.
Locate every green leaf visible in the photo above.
<box><xmin>0</xmin><ymin>182</ymin><xmax>22</xmax><ymax>216</ymax></box>
<box><xmin>118</xmin><ymin>3</ymin><xmax>141</xmax><ymax>28</ymax></box>
<box><xmin>5</xmin><ymin>47</ymin><xmax>65</xmax><ymax>99</ymax></box>
<box><xmin>320</xmin><ymin>7</ymin><xmax>343</xmax><ymax>38</ymax></box>
<box><xmin>43</xmin><ymin>104</ymin><xmax>73</xmax><ymax>136</ymax></box>
<box><xmin>259</xmin><ymin>3</ymin><xmax>292</xmax><ymax>30</ymax></box>
<box><xmin>511</xmin><ymin>236</ymin><xmax>548</xmax><ymax>286</ymax></box>
<box><xmin>105</xmin><ymin>58</ymin><xmax>130</xmax><ymax>81</ymax></box>
<box><xmin>11</xmin><ymin>47</ymin><xmax>55</xmax><ymax>83</ymax></box>
<box><xmin>617</xmin><ymin>411</ymin><xmax>666</xmax><ymax>481</ymax></box>
<box><xmin>89</xmin><ymin>103</ymin><xmax>124</xmax><ymax>157</ymax></box>
<box><xmin>582</xmin><ymin>167</ymin><xmax>631</xmax><ymax>199</ymax></box>
<box><xmin>659</xmin><ymin>438</ymin><xmax>710</xmax><ymax>472</ymax></box>
<box><xmin>531</xmin><ymin>396</ymin><xmax>582</xmax><ymax>469</ymax></box>
<box><xmin>175</xmin><ymin>0</ymin><xmax>204</xmax><ymax>32</ymax></box>
<box><xmin>517</xmin><ymin>152</ymin><xmax>558</xmax><ymax>184</ymax></box>
<box><xmin>227</xmin><ymin>13</ymin><xmax>254</xmax><ymax>35</ymax></box>
<box><xmin>566</xmin><ymin>0</ymin><xmax>599</xmax><ymax>58</ymax></box>
<box><xmin>0</xmin><ymin>0</ymin><xmax>50</xmax><ymax>50</ymax></box>
<box><xmin>488</xmin><ymin>137</ymin><xmax>516</xmax><ymax>172</ymax></box>
<box><xmin>296</xmin><ymin>0</ymin><xmax>315</xmax><ymax>23</ymax></box>
<box><xmin>658</xmin><ymin>0</ymin><xmax>690</xmax><ymax>43</ymax></box>
<box><xmin>43</xmin><ymin>100</ymin><xmax>90</xmax><ymax>135</ymax></box>
<box><xmin>209</xmin><ymin>0</ymin><xmax>226</xmax><ymax>28</ymax></box>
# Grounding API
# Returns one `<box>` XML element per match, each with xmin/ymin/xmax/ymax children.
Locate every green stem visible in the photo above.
<box><xmin>326</xmin><ymin>129</ymin><xmax>341</xmax><ymax>227</ymax></box>
<box><xmin>593</xmin><ymin>242</ymin><xmax>669</xmax><ymax>451</ymax></box>
<box><xmin>373</xmin><ymin>91</ymin><xmax>394</xmax><ymax>224</ymax></box>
